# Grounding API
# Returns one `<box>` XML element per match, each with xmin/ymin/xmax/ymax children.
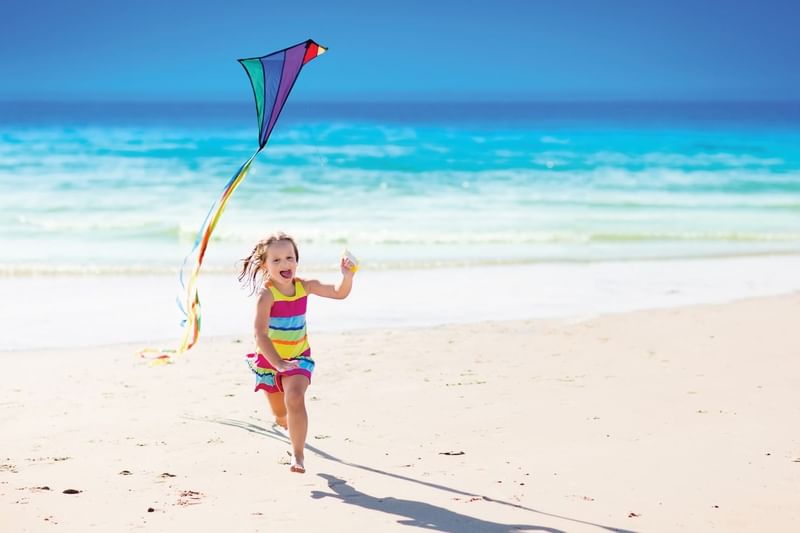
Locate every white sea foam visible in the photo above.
<box><xmin>263</xmin><ymin>144</ymin><xmax>414</xmax><ymax>158</ymax></box>
<box><xmin>540</xmin><ymin>135</ymin><xmax>571</xmax><ymax>145</ymax></box>
<box><xmin>523</xmin><ymin>149</ymin><xmax>786</xmax><ymax>169</ymax></box>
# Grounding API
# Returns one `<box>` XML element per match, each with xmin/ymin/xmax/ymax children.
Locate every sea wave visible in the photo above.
<box><xmin>4</xmin><ymin>210</ymin><xmax>800</xmax><ymax>246</ymax></box>
<box><xmin>263</xmin><ymin>144</ymin><xmax>414</xmax><ymax>159</ymax></box>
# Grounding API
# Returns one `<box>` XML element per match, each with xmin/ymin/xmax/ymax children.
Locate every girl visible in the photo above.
<box><xmin>238</xmin><ymin>232</ymin><xmax>355</xmax><ymax>473</ymax></box>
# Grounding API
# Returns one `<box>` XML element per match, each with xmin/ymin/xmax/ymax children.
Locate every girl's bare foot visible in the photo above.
<box><xmin>289</xmin><ymin>454</ymin><xmax>305</xmax><ymax>473</ymax></box>
<box><xmin>274</xmin><ymin>416</ymin><xmax>288</xmax><ymax>430</ymax></box>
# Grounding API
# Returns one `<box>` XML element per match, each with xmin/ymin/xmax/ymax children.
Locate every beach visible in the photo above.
<box><xmin>2</xmin><ymin>291</ymin><xmax>799</xmax><ymax>532</ymax></box>
<box><xmin>2</xmin><ymin>100</ymin><xmax>799</xmax><ymax>531</ymax></box>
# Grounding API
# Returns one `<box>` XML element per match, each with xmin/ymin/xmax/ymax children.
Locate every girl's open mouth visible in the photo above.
<box><xmin>280</xmin><ymin>270</ymin><xmax>293</xmax><ymax>279</ymax></box>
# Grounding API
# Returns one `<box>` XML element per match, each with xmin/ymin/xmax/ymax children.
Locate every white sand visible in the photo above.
<box><xmin>2</xmin><ymin>292</ymin><xmax>799</xmax><ymax>532</ymax></box>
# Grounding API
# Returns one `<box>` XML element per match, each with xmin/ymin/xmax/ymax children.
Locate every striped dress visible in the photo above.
<box><xmin>245</xmin><ymin>279</ymin><xmax>315</xmax><ymax>393</ymax></box>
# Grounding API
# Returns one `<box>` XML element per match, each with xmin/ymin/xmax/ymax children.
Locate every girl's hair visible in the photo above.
<box><xmin>238</xmin><ymin>232</ymin><xmax>299</xmax><ymax>294</ymax></box>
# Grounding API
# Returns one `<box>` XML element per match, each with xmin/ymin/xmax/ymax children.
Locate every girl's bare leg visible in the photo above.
<box><xmin>264</xmin><ymin>391</ymin><xmax>287</xmax><ymax>429</ymax></box>
<box><xmin>281</xmin><ymin>374</ymin><xmax>310</xmax><ymax>473</ymax></box>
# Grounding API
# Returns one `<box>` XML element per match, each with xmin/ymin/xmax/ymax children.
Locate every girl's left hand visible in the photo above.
<box><xmin>340</xmin><ymin>257</ymin><xmax>356</xmax><ymax>275</ymax></box>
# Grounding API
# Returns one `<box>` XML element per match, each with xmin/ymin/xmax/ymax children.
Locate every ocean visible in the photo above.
<box><xmin>2</xmin><ymin>101</ymin><xmax>799</xmax><ymax>275</ymax></box>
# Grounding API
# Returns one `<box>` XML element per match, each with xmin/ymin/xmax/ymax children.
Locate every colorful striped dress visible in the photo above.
<box><xmin>245</xmin><ymin>279</ymin><xmax>315</xmax><ymax>393</ymax></box>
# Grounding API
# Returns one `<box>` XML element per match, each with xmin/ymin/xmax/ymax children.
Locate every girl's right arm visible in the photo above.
<box><xmin>253</xmin><ymin>289</ymin><xmax>298</xmax><ymax>372</ymax></box>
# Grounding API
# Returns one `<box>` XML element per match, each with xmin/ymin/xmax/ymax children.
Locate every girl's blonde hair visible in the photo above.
<box><xmin>238</xmin><ymin>232</ymin><xmax>299</xmax><ymax>294</ymax></box>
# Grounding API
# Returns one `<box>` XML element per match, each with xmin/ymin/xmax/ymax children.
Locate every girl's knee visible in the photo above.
<box><xmin>284</xmin><ymin>388</ymin><xmax>305</xmax><ymax>410</ymax></box>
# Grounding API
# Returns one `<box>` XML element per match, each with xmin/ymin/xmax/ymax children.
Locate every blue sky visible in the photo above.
<box><xmin>1</xmin><ymin>0</ymin><xmax>797</xmax><ymax>101</ymax></box>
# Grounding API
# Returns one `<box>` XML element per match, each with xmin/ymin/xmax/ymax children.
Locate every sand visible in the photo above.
<box><xmin>5</xmin><ymin>254</ymin><xmax>800</xmax><ymax>351</ymax></box>
<box><xmin>2</xmin><ymin>293</ymin><xmax>799</xmax><ymax>532</ymax></box>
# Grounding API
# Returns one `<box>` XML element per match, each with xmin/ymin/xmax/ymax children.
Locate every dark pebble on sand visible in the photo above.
<box><xmin>63</xmin><ymin>489</ymin><xmax>82</xmax><ymax>494</ymax></box>
<box><xmin>147</xmin><ymin>507</ymin><xmax>155</xmax><ymax>512</ymax></box>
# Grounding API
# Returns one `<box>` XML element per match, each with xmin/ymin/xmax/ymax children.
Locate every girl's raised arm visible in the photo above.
<box><xmin>303</xmin><ymin>257</ymin><xmax>355</xmax><ymax>299</ymax></box>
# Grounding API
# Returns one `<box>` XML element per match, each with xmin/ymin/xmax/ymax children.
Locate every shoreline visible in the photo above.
<box><xmin>3</xmin><ymin>289</ymin><xmax>799</xmax><ymax>358</ymax></box>
<box><xmin>3</xmin><ymin>254</ymin><xmax>800</xmax><ymax>351</ymax></box>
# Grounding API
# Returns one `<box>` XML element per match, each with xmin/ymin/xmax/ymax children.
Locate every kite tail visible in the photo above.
<box><xmin>139</xmin><ymin>148</ymin><xmax>261</xmax><ymax>366</ymax></box>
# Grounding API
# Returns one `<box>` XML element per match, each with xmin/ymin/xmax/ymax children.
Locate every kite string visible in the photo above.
<box><xmin>177</xmin><ymin>155</ymin><xmax>257</xmax><ymax>314</ymax></box>
<box><xmin>139</xmin><ymin>148</ymin><xmax>261</xmax><ymax>364</ymax></box>
<box><xmin>178</xmin><ymin>149</ymin><xmax>261</xmax><ymax>351</ymax></box>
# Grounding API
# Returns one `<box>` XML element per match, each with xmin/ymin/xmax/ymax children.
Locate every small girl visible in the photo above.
<box><xmin>238</xmin><ymin>232</ymin><xmax>355</xmax><ymax>473</ymax></box>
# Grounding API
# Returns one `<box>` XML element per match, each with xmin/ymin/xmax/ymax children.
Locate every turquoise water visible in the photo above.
<box><xmin>2</xmin><ymin>101</ymin><xmax>799</xmax><ymax>274</ymax></box>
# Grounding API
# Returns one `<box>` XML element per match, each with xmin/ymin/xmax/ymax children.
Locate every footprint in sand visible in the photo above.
<box><xmin>176</xmin><ymin>490</ymin><xmax>204</xmax><ymax>506</ymax></box>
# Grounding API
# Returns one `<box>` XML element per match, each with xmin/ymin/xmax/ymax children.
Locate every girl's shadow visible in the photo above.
<box><xmin>311</xmin><ymin>473</ymin><xmax>562</xmax><ymax>533</ymax></box>
<box><xmin>203</xmin><ymin>418</ymin><xmax>635</xmax><ymax>533</ymax></box>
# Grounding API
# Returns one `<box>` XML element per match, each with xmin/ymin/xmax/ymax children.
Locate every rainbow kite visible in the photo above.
<box><xmin>143</xmin><ymin>39</ymin><xmax>326</xmax><ymax>365</ymax></box>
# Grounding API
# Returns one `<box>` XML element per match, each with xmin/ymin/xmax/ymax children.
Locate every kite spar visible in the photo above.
<box><xmin>145</xmin><ymin>40</ymin><xmax>326</xmax><ymax>365</ymax></box>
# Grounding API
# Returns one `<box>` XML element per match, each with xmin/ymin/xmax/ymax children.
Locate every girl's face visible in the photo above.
<box><xmin>265</xmin><ymin>239</ymin><xmax>297</xmax><ymax>285</ymax></box>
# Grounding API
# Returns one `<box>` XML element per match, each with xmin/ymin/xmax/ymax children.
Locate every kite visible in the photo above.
<box><xmin>143</xmin><ymin>39</ymin><xmax>326</xmax><ymax>365</ymax></box>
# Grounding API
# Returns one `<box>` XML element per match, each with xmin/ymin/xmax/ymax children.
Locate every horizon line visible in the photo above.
<box><xmin>2</xmin><ymin>98</ymin><xmax>799</xmax><ymax>105</ymax></box>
